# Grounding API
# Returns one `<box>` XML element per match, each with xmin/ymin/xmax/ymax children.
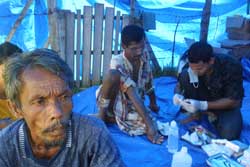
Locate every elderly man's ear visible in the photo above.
<box><xmin>7</xmin><ymin>100</ymin><xmax>23</xmax><ymax>119</ymax></box>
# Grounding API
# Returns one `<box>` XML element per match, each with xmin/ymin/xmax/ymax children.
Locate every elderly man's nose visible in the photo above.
<box><xmin>50</xmin><ymin>101</ymin><xmax>63</xmax><ymax>120</ymax></box>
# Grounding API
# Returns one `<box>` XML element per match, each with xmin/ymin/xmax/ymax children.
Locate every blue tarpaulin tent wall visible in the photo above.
<box><xmin>0</xmin><ymin>0</ymin><xmax>48</xmax><ymax>50</ymax></box>
<box><xmin>0</xmin><ymin>0</ymin><xmax>248</xmax><ymax>66</ymax></box>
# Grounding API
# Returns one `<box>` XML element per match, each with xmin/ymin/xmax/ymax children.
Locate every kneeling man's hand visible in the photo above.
<box><xmin>181</xmin><ymin>99</ymin><xmax>208</xmax><ymax>113</ymax></box>
<box><xmin>173</xmin><ymin>94</ymin><xmax>184</xmax><ymax>106</ymax></box>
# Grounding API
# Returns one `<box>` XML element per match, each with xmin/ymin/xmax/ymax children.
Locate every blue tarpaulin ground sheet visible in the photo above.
<box><xmin>72</xmin><ymin>76</ymin><xmax>250</xmax><ymax>167</ymax></box>
<box><xmin>242</xmin><ymin>57</ymin><xmax>250</xmax><ymax>82</ymax></box>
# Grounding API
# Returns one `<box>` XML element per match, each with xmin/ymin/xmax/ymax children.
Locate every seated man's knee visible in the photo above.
<box><xmin>217</xmin><ymin>109</ymin><xmax>242</xmax><ymax>140</ymax></box>
<box><xmin>101</xmin><ymin>70</ymin><xmax>120</xmax><ymax>98</ymax></box>
<box><xmin>103</xmin><ymin>69</ymin><xmax>120</xmax><ymax>87</ymax></box>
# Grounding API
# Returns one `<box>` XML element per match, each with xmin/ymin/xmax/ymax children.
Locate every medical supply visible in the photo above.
<box><xmin>168</xmin><ymin>120</ymin><xmax>179</xmax><ymax>153</ymax></box>
<box><xmin>171</xmin><ymin>147</ymin><xmax>192</xmax><ymax>167</ymax></box>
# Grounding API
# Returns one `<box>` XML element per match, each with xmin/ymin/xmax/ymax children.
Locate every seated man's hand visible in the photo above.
<box><xmin>146</xmin><ymin>123</ymin><xmax>164</xmax><ymax>144</ymax></box>
<box><xmin>181</xmin><ymin>99</ymin><xmax>208</xmax><ymax>113</ymax></box>
<box><xmin>173</xmin><ymin>94</ymin><xmax>184</xmax><ymax>106</ymax></box>
<box><xmin>148</xmin><ymin>104</ymin><xmax>160</xmax><ymax>113</ymax></box>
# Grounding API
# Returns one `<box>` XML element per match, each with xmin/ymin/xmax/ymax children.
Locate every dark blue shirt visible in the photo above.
<box><xmin>0</xmin><ymin>113</ymin><xmax>125</xmax><ymax>167</ymax></box>
<box><xmin>179</xmin><ymin>54</ymin><xmax>244</xmax><ymax>102</ymax></box>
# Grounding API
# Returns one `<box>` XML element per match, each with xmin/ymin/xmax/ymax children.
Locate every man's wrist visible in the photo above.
<box><xmin>200</xmin><ymin>101</ymin><xmax>208</xmax><ymax>111</ymax></box>
<box><xmin>173</xmin><ymin>93</ymin><xmax>184</xmax><ymax>106</ymax></box>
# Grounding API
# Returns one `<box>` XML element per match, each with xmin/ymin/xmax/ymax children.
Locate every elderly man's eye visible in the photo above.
<box><xmin>63</xmin><ymin>95</ymin><xmax>69</xmax><ymax>99</ymax></box>
<box><xmin>60</xmin><ymin>94</ymin><xmax>71</xmax><ymax>102</ymax></box>
<box><xmin>35</xmin><ymin>98</ymin><xmax>46</xmax><ymax>105</ymax></box>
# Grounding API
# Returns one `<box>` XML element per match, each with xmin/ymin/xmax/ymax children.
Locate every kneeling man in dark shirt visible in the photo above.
<box><xmin>174</xmin><ymin>41</ymin><xmax>243</xmax><ymax>140</ymax></box>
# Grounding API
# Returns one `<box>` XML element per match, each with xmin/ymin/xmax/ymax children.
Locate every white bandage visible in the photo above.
<box><xmin>173</xmin><ymin>94</ymin><xmax>184</xmax><ymax>106</ymax></box>
<box><xmin>99</xmin><ymin>98</ymin><xmax>110</xmax><ymax>108</ymax></box>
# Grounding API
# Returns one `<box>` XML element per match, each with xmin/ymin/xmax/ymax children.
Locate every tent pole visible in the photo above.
<box><xmin>129</xmin><ymin>0</ymin><xmax>135</xmax><ymax>24</ymax></box>
<box><xmin>5</xmin><ymin>0</ymin><xmax>33</xmax><ymax>42</ymax></box>
<box><xmin>45</xmin><ymin>0</ymin><xmax>58</xmax><ymax>50</ymax></box>
<box><xmin>199</xmin><ymin>0</ymin><xmax>212</xmax><ymax>42</ymax></box>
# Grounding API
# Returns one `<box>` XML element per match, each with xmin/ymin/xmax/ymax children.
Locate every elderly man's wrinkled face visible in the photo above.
<box><xmin>17</xmin><ymin>67</ymin><xmax>72</xmax><ymax>148</ymax></box>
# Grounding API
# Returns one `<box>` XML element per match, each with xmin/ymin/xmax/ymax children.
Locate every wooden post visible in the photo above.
<box><xmin>129</xmin><ymin>0</ymin><xmax>136</xmax><ymax>24</ymax></box>
<box><xmin>56</xmin><ymin>10</ymin><xmax>67</xmax><ymax>60</ymax></box>
<box><xmin>82</xmin><ymin>6</ymin><xmax>93</xmax><ymax>87</ymax></box>
<box><xmin>172</xmin><ymin>19</ymin><xmax>180</xmax><ymax>68</ymax></box>
<box><xmin>200</xmin><ymin>0</ymin><xmax>212</xmax><ymax>42</ymax></box>
<box><xmin>145</xmin><ymin>38</ymin><xmax>161</xmax><ymax>71</ymax></box>
<box><xmin>103</xmin><ymin>7</ymin><xmax>114</xmax><ymax>76</ymax></box>
<box><xmin>114</xmin><ymin>11</ymin><xmax>121</xmax><ymax>55</ymax></box>
<box><xmin>92</xmin><ymin>3</ymin><xmax>104</xmax><ymax>85</ymax></box>
<box><xmin>122</xmin><ymin>14</ymin><xmax>130</xmax><ymax>28</ymax></box>
<box><xmin>65</xmin><ymin>11</ymin><xmax>75</xmax><ymax>73</ymax></box>
<box><xmin>5</xmin><ymin>0</ymin><xmax>33</xmax><ymax>42</ymax></box>
<box><xmin>75</xmin><ymin>10</ymin><xmax>81</xmax><ymax>87</ymax></box>
<box><xmin>47</xmin><ymin>0</ymin><xmax>59</xmax><ymax>51</ymax></box>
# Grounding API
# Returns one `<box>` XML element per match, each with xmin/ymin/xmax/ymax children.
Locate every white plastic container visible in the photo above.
<box><xmin>171</xmin><ymin>147</ymin><xmax>192</xmax><ymax>167</ymax></box>
<box><xmin>168</xmin><ymin>120</ymin><xmax>179</xmax><ymax>153</ymax></box>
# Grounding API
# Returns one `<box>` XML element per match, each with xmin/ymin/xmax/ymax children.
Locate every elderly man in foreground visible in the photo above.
<box><xmin>0</xmin><ymin>49</ymin><xmax>125</xmax><ymax>167</ymax></box>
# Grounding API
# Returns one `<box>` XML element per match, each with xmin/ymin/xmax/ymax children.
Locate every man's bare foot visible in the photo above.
<box><xmin>147</xmin><ymin>132</ymin><xmax>164</xmax><ymax>144</ymax></box>
<box><xmin>146</xmin><ymin>123</ymin><xmax>164</xmax><ymax>144</ymax></box>
<box><xmin>148</xmin><ymin>104</ymin><xmax>160</xmax><ymax>113</ymax></box>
